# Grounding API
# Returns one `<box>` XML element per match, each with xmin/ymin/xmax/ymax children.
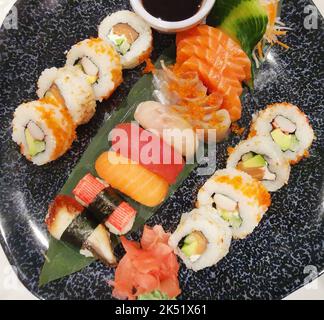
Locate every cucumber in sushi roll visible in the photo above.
<box><xmin>46</xmin><ymin>195</ymin><xmax>117</xmax><ymax>266</ymax></box>
<box><xmin>66</xmin><ymin>38</ymin><xmax>122</xmax><ymax>102</ymax></box>
<box><xmin>250</xmin><ymin>103</ymin><xmax>315</xmax><ymax>164</ymax></box>
<box><xmin>197</xmin><ymin>169</ymin><xmax>271</xmax><ymax>239</ymax></box>
<box><xmin>168</xmin><ymin>207</ymin><xmax>232</xmax><ymax>272</ymax></box>
<box><xmin>227</xmin><ymin>136</ymin><xmax>291</xmax><ymax>192</ymax></box>
<box><xmin>37</xmin><ymin>66</ymin><xmax>96</xmax><ymax>126</ymax></box>
<box><xmin>12</xmin><ymin>99</ymin><xmax>76</xmax><ymax>166</ymax></box>
<box><xmin>98</xmin><ymin>10</ymin><xmax>152</xmax><ymax>69</ymax></box>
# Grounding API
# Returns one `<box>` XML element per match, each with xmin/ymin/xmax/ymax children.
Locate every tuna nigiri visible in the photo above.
<box><xmin>95</xmin><ymin>151</ymin><xmax>169</xmax><ymax>207</ymax></box>
<box><xmin>111</xmin><ymin>123</ymin><xmax>184</xmax><ymax>184</ymax></box>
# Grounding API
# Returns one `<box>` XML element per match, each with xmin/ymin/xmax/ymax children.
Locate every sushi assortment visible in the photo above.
<box><xmin>9</xmin><ymin>1</ymin><xmax>315</xmax><ymax>301</ymax></box>
<box><xmin>168</xmin><ymin>103</ymin><xmax>313</xmax><ymax>273</ymax></box>
<box><xmin>11</xmin><ymin>10</ymin><xmax>152</xmax><ymax>166</ymax></box>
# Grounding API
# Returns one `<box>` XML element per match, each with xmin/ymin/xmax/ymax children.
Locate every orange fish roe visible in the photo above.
<box><xmin>214</xmin><ymin>175</ymin><xmax>271</xmax><ymax>208</ymax></box>
<box><xmin>231</xmin><ymin>123</ymin><xmax>245</xmax><ymax>136</ymax></box>
<box><xmin>227</xmin><ymin>147</ymin><xmax>235</xmax><ymax>155</ymax></box>
<box><xmin>111</xmin><ymin>68</ymin><xmax>123</xmax><ymax>88</ymax></box>
<box><xmin>143</xmin><ymin>58</ymin><xmax>155</xmax><ymax>74</ymax></box>
<box><xmin>36</xmin><ymin>101</ymin><xmax>76</xmax><ymax>161</ymax></box>
<box><xmin>86</xmin><ymin>38</ymin><xmax>120</xmax><ymax>58</ymax></box>
<box><xmin>162</xmin><ymin>67</ymin><xmax>225</xmax><ymax>130</ymax></box>
<box><xmin>290</xmin><ymin>150</ymin><xmax>310</xmax><ymax>165</ymax></box>
<box><xmin>248</xmin><ymin>128</ymin><xmax>257</xmax><ymax>138</ymax></box>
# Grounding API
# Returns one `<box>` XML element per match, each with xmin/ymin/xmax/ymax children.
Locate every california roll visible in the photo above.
<box><xmin>98</xmin><ymin>10</ymin><xmax>152</xmax><ymax>69</ymax></box>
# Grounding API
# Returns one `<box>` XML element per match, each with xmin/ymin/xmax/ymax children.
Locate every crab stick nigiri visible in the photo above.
<box><xmin>95</xmin><ymin>151</ymin><xmax>169</xmax><ymax>207</ymax></box>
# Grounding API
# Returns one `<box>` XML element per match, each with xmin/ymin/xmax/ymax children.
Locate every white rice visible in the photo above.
<box><xmin>226</xmin><ymin>136</ymin><xmax>291</xmax><ymax>192</ymax></box>
<box><xmin>37</xmin><ymin>66</ymin><xmax>96</xmax><ymax>126</ymax></box>
<box><xmin>250</xmin><ymin>102</ymin><xmax>315</xmax><ymax>164</ymax></box>
<box><xmin>197</xmin><ymin>169</ymin><xmax>270</xmax><ymax>239</ymax></box>
<box><xmin>168</xmin><ymin>207</ymin><xmax>232</xmax><ymax>272</ymax></box>
<box><xmin>98</xmin><ymin>10</ymin><xmax>152</xmax><ymax>69</ymax></box>
<box><xmin>12</xmin><ymin>100</ymin><xmax>75</xmax><ymax>166</ymax></box>
<box><xmin>65</xmin><ymin>38</ymin><xmax>122</xmax><ymax>102</ymax></box>
<box><xmin>106</xmin><ymin>215</ymin><xmax>135</xmax><ymax>236</ymax></box>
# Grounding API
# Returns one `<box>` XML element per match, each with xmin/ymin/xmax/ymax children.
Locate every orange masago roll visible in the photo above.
<box><xmin>95</xmin><ymin>151</ymin><xmax>169</xmax><ymax>207</ymax></box>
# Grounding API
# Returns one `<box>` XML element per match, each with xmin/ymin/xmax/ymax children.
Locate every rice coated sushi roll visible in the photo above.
<box><xmin>37</xmin><ymin>66</ymin><xmax>96</xmax><ymax>126</ymax></box>
<box><xmin>66</xmin><ymin>38</ymin><xmax>123</xmax><ymax>102</ymax></box>
<box><xmin>98</xmin><ymin>10</ymin><xmax>153</xmax><ymax>69</ymax></box>
<box><xmin>197</xmin><ymin>169</ymin><xmax>271</xmax><ymax>239</ymax></box>
<box><xmin>134</xmin><ymin>101</ymin><xmax>199</xmax><ymax>159</ymax></box>
<box><xmin>46</xmin><ymin>195</ymin><xmax>117</xmax><ymax>265</ymax></box>
<box><xmin>168</xmin><ymin>207</ymin><xmax>232</xmax><ymax>272</ymax></box>
<box><xmin>73</xmin><ymin>173</ymin><xmax>137</xmax><ymax>235</ymax></box>
<box><xmin>227</xmin><ymin>136</ymin><xmax>291</xmax><ymax>192</ymax></box>
<box><xmin>12</xmin><ymin>99</ymin><xmax>76</xmax><ymax>166</ymax></box>
<box><xmin>250</xmin><ymin>103</ymin><xmax>315</xmax><ymax>164</ymax></box>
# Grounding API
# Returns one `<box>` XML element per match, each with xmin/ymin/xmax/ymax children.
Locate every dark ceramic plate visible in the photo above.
<box><xmin>0</xmin><ymin>0</ymin><xmax>323</xmax><ymax>300</ymax></box>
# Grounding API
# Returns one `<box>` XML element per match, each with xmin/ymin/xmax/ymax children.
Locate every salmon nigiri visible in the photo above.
<box><xmin>95</xmin><ymin>151</ymin><xmax>169</xmax><ymax>207</ymax></box>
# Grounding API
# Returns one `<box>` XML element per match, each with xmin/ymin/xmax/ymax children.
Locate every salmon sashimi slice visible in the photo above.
<box><xmin>177</xmin><ymin>36</ymin><xmax>251</xmax><ymax>81</ymax></box>
<box><xmin>177</xmin><ymin>56</ymin><xmax>243</xmax><ymax>97</ymax></box>
<box><xmin>222</xmin><ymin>94</ymin><xmax>242</xmax><ymax>121</ymax></box>
<box><xmin>111</xmin><ymin>225</ymin><xmax>181</xmax><ymax>300</ymax></box>
<box><xmin>176</xmin><ymin>57</ymin><xmax>243</xmax><ymax>121</ymax></box>
<box><xmin>177</xmin><ymin>43</ymin><xmax>247</xmax><ymax>82</ymax></box>
<box><xmin>95</xmin><ymin>151</ymin><xmax>169</xmax><ymax>207</ymax></box>
<box><xmin>173</xmin><ymin>25</ymin><xmax>252</xmax><ymax>122</ymax></box>
<box><xmin>176</xmin><ymin>25</ymin><xmax>252</xmax><ymax>80</ymax></box>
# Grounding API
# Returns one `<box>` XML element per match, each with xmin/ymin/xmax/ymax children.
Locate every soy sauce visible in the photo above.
<box><xmin>142</xmin><ymin>0</ymin><xmax>203</xmax><ymax>22</ymax></box>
